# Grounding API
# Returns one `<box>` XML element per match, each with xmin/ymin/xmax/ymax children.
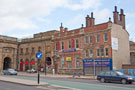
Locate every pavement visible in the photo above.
<box><xmin>0</xmin><ymin>75</ymin><xmax>47</xmax><ymax>86</ymax></box>
<box><xmin>18</xmin><ymin>72</ymin><xmax>96</xmax><ymax>80</ymax></box>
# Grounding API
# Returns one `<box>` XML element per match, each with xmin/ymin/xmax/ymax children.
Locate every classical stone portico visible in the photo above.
<box><xmin>0</xmin><ymin>35</ymin><xmax>18</xmax><ymax>71</ymax></box>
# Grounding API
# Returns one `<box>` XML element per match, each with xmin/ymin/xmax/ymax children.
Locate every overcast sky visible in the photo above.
<box><xmin>0</xmin><ymin>0</ymin><xmax>135</xmax><ymax>41</ymax></box>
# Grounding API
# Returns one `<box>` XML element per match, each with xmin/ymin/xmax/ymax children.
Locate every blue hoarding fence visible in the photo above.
<box><xmin>120</xmin><ymin>69</ymin><xmax>135</xmax><ymax>76</ymax></box>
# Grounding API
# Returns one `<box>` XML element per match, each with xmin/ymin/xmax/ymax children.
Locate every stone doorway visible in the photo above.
<box><xmin>3</xmin><ymin>57</ymin><xmax>11</xmax><ymax>70</ymax></box>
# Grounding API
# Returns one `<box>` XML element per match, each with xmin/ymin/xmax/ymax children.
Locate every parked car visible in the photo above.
<box><xmin>3</xmin><ymin>69</ymin><xmax>18</xmax><ymax>75</ymax></box>
<box><xmin>27</xmin><ymin>69</ymin><xmax>37</xmax><ymax>73</ymax></box>
<box><xmin>97</xmin><ymin>70</ymin><xmax>135</xmax><ymax>84</ymax></box>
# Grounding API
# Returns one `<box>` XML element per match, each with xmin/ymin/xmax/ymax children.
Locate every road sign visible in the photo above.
<box><xmin>36</xmin><ymin>52</ymin><xmax>42</xmax><ymax>84</ymax></box>
<box><xmin>36</xmin><ymin>52</ymin><xmax>42</xmax><ymax>59</ymax></box>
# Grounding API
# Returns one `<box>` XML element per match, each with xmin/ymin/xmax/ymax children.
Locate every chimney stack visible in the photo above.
<box><xmin>60</xmin><ymin>23</ymin><xmax>64</xmax><ymax>32</ymax></box>
<box><xmin>64</xmin><ymin>28</ymin><xmax>68</xmax><ymax>32</ymax></box>
<box><xmin>86</xmin><ymin>12</ymin><xmax>95</xmax><ymax>27</ymax></box>
<box><xmin>113</xmin><ymin>6</ymin><xmax>120</xmax><ymax>24</ymax></box>
<box><xmin>120</xmin><ymin>9</ymin><xmax>125</xmax><ymax>29</ymax></box>
<box><xmin>90</xmin><ymin>12</ymin><xmax>95</xmax><ymax>26</ymax></box>
<box><xmin>86</xmin><ymin>15</ymin><xmax>90</xmax><ymax>27</ymax></box>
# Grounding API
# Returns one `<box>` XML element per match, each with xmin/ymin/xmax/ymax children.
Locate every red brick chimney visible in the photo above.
<box><xmin>64</xmin><ymin>27</ymin><xmax>68</xmax><ymax>32</ymax></box>
<box><xmin>86</xmin><ymin>15</ymin><xmax>90</xmax><ymax>27</ymax></box>
<box><xmin>113</xmin><ymin>6</ymin><xmax>120</xmax><ymax>24</ymax></box>
<box><xmin>120</xmin><ymin>9</ymin><xmax>125</xmax><ymax>29</ymax></box>
<box><xmin>90</xmin><ymin>12</ymin><xmax>95</xmax><ymax>26</ymax></box>
<box><xmin>60</xmin><ymin>23</ymin><xmax>64</xmax><ymax>32</ymax></box>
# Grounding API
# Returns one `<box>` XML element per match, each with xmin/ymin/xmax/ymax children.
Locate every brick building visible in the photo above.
<box><xmin>53</xmin><ymin>6</ymin><xmax>130</xmax><ymax>75</ymax></box>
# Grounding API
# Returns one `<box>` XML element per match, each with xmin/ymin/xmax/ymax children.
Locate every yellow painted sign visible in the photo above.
<box><xmin>66</xmin><ymin>57</ymin><xmax>71</xmax><ymax>61</ymax></box>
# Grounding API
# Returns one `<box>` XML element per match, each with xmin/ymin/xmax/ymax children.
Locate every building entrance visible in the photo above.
<box><xmin>3</xmin><ymin>57</ymin><xmax>11</xmax><ymax>70</ymax></box>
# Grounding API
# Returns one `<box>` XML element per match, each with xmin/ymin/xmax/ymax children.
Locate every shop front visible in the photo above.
<box><xmin>83</xmin><ymin>58</ymin><xmax>112</xmax><ymax>75</ymax></box>
<box><xmin>25</xmin><ymin>60</ymin><xmax>29</xmax><ymax>71</ymax></box>
<box><xmin>31</xmin><ymin>60</ymin><xmax>35</xmax><ymax>69</ymax></box>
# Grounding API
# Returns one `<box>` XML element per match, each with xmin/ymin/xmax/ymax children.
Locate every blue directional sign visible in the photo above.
<box><xmin>36</xmin><ymin>52</ymin><xmax>43</xmax><ymax>59</ymax></box>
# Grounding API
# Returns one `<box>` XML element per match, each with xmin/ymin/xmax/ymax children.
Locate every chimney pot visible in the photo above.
<box><xmin>91</xmin><ymin>12</ymin><xmax>93</xmax><ymax>18</ymax></box>
<box><xmin>61</xmin><ymin>22</ymin><xmax>63</xmax><ymax>27</ymax></box>
<box><xmin>120</xmin><ymin>9</ymin><xmax>124</xmax><ymax>14</ymax></box>
<box><xmin>60</xmin><ymin>23</ymin><xmax>64</xmax><ymax>32</ymax></box>
<box><xmin>115</xmin><ymin>6</ymin><xmax>117</xmax><ymax>12</ymax></box>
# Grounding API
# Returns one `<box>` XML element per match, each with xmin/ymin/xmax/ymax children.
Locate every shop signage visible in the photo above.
<box><xmin>62</xmin><ymin>49</ymin><xmax>76</xmax><ymax>52</ymax></box>
<box><xmin>31</xmin><ymin>61</ymin><xmax>35</xmax><ymax>65</ymax></box>
<box><xmin>83</xmin><ymin>58</ymin><xmax>112</xmax><ymax>67</ymax></box>
<box><xmin>66</xmin><ymin>57</ymin><xmax>72</xmax><ymax>61</ymax></box>
<box><xmin>25</xmin><ymin>61</ymin><xmax>29</xmax><ymax>65</ymax></box>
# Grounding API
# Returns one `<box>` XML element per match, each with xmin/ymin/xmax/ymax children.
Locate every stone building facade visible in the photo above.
<box><xmin>18</xmin><ymin>30</ymin><xmax>59</xmax><ymax>72</ymax></box>
<box><xmin>0</xmin><ymin>35</ymin><xmax>18</xmax><ymax>72</ymax></box>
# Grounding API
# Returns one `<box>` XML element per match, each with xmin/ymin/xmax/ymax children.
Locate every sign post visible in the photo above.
<box><xmin>36</xmin><ymin>52</ymin><xmax>42</xmax><ymax>84</ymax></box>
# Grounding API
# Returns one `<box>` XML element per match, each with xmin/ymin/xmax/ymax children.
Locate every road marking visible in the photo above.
<box><xmin>51</xmin><ymin>85</ymin><xmax>81</xmax><ymax>90</ymax></box>
<box><xmin>37</xmin><ymin>85</ymin><xmax>80</xmax><ymax>90</ymax></box>
<box><xmin>42</xmin><ymin>79</ymin><xmax>134</xmax><ymax>90</ymax></box>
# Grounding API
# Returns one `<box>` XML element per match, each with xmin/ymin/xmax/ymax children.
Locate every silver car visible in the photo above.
<box><xmin>3</xmin><ymin>69</ymin><xmax>18</xmax><ymax>75</ymax></box>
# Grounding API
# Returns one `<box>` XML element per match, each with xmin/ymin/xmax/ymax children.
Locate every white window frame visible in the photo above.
<box><xmin>85</xmin><ymin>49</ymin><xmax>88</xmax><ymax>57</ymax></box>
<box><xmin>85</xmin><ymin>36</ymin><xmax>88</xmax><ymax>44</ymax></box>
<box><xmin>105</xmin><ymin>48</ymin><xmax>109</xmax><ymax>56</ymax></box>
<box><xmin>96</xmin><ymin>49</ymin><xmax>100</xmax><ymax>57</ymax></box>
<box><xmin>68</xmin><ymin>40</ymin><xmax>71</xmax><ymax>48</ymax></box>
<box><xmin>101</xmin><ymin>48</ymin><xmax>104</xmax><ymax>57</ymax></box>
<box><xmin>75</xmin><ymin>39</ymin><xmax>79</xmax><ymax>48</ymax></box>
<box><xmin>89</xmin><ymin>49</ymin><xmax>93</xmax><ymax>57</ymax></box>
<box><xmin>61</xmin><ymin>41</ymin><xmax>64</xmax><ymax>50</ymax></box>
<box><xmin>104</xmin><ymin>33</ymin><xmax>108</xmax><ymax>42</ymax></box>
<box><xmin>90</xmin><ymin>36</ymin><xmax>93</xmax><ymax>43</ymax></box>
<box><xmin>96</xmin><ymin>34</ymin><xmax>100</xmax><ymax>43</ymax></box>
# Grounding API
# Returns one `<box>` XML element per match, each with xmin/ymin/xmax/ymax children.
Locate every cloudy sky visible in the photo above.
<box><xmin>0</xmin><ymin>0</ymin><xmax>135</xmax><ymax>41</ymax></box>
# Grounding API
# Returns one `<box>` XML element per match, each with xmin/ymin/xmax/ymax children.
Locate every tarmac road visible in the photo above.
<box><xmin>1</xmin><ymin>75</ymin><xmax>135</xmax><ymax>90</ymax></box>
<box><xmin>41</xmin><ymin>76</ymin><xmax>135</xmax><ymax>89</ymax></box>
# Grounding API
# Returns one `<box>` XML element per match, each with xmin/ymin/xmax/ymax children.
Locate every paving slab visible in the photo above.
<box><xmin>0</xmin><ymin>76</ymin><xmax>47</xmax><ymax>86</ymax></box>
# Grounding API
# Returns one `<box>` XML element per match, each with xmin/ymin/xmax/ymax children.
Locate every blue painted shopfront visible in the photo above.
<box><xmin>83</xmin><ymin>58</ymin><xmax>112</xmax><ymax>75</ymax></box>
